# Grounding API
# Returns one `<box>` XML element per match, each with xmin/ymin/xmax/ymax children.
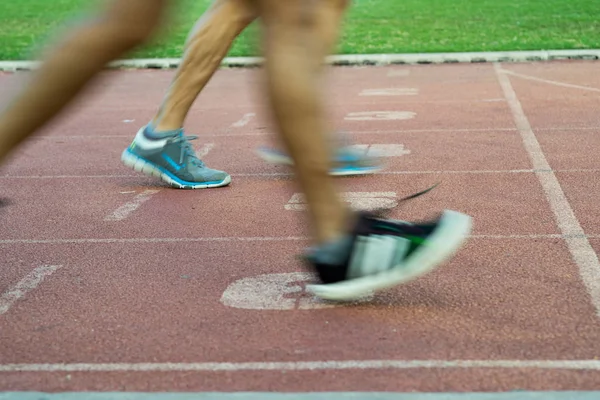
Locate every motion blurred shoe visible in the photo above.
<box><xmin>255</xmin><ymin>132</ymin><xmax>383</xmax><ymax>176</ymax></box>
<box><xmin>122</xmin><ymin>125</ymin><xmax>231</xmax><ymax>189</ymax></box>
<box><xmin>302</xmin><ymin>199</ymin><xmax>472</xmax><ymax>301</ymax></box>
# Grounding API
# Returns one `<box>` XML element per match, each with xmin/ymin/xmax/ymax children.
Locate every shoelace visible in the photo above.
<box><xmin>170</xmin><ymin>134</ymin><xmax>206</xmax><ymax>168</ymax></box>
<box><xmin>360</xmin><ymin>184</ymin><xmax>442</xmax><ymax>239</ymax></box>
<box><xmin>368</xmin><ymin>182</ymin><xmax>442</xmax><ymax>220</ymax></box>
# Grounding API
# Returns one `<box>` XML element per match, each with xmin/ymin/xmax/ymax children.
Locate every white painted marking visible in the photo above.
<box><xmin>220</xmin><ymin>272</ymin><xmax>372</xmax><ymax>310</ymax></box>
<box><xmin>122</xmin><ymin>119</ymin><xmax>135</xmax><ymax>123</ymax></box>
<box><xmin>1</xmin><ymin>359</ymin><xmax>600</xmax><ymax>372</ymax></box>
<box><xmin>197</xmin><ymin>143</ymin><xmax>214</xmax><ymax>158</ymax></box>
<box><xmin>387</xmin><ymin>69</ymin><xmax>410</xmax><ymax>77</ymax></box>
<box><xmin>0</xmin><ymin>233</ymin><xmax>588</xmax><ymax>246</ymax></box>
<box><xmin>119</xmin><ymin>191</ymin><xmax>136</xmax><ymax>194</ymax></box>
<box><xmin>349</xmin><ymin>144</ymin><xmax>411</xmax><ymax>157</ymax></box>
<box><xmin>104</xmin><ymin>189</ymin><xmax>160</xmax><ymax>221</ymax></box>
<box><xmin>30</xmin><ymin>126</ymin><xmax>600</xmax><ymax>141</ymax></box>
<box><xmin>0</xmin><ymin>237</ymin><xmax>308</xmax><ymax>245</ymax></box>
<box><xmin>500</xmin><ymin>68</ymin><xmax>600</xmax><ymax>93</ymax></box>
<box><xmin>231</xmin><ymin>113</ymin><xmax>256</xmax><ymax>128</ymax></box>
<box><xmin>345</xmin><ymin>111</ymin><xmax>416</xmax><ymax>121</ymax></box>
<box><xmin>286</xmin><ymin>192</ymin><xmax>397</xmax><ymax>212</ymax></box>
<box><xmin>235</xmin><ymin>169</ymin><xmax>535</xmax><ymax>177</ymax></box>
<box><xmin>359</xmin><ymin>88</ymin><xmax>418</xmax><ymax>96</ymax></box>
<box><xmin>10</xmin><ymin>167</ymin><xmax>600</xmax><ymax>180</ymax></box>
<box><xmin>0</xmin><ymin>265</ymin><xmax>63</xmax><ymax>315</ymax></box>
<box><xmin>495</xmin><ymin>62</ymin><xmax>600</xmax><ymax>317</ymax></box>
<box><xmin>1</xmin><ymin>174</ymin><xmax>139</xmax><ymax>179</ymax></box>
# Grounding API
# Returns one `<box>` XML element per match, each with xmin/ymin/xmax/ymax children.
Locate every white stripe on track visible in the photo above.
<box><xmin>1</xmin><ymin>359</ymin><xmax>600</xmax><ymax>372</ymax></box>
<box><xmin>0</xmin><ymin>265</ymin><xmax>63</xmax><ymax>315</ymax></box>
<box><xmin>494</xmin><ymin>62</ymin><xmax>600</xmax><ymax>318</ymax></box>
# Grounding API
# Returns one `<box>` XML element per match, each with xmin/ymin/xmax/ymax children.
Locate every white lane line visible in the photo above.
<box><xmin>0</xmin><ymin>168</ymin><xmax>567</xmax><ymax>180</ymax></box>
<box><xmin>21</xmin><ymin>127</ymin><xmax>600</xmax><ymax>140</ymax></box>
<box><xmin>0</xmin><ymin>237</ymin><xmax>310</xmax><ymax>245</ymax></box>
<box><xmin>500</xmin><ymin>68</ymin><xmax>600</xmax><ymax>93</ymax></box>
<box><xmin>1</xmin><ymin>359</ymin><xmax>600</xmax><ymax>372</ymax></box>
<box><xmin>1</xmin><ymin>174</ymin><xmax>138</xmax><ymax>179</ymax></box>
<box><xmin>104</xmin><ymin>189</ymin><xmax>160</xmax><ymax>221</ymax></box>
<box><xmin>495</xmin><ymin>62</ymin><xmax>600</xmax><ymax>317</ymax></box>
<box><xmin>0</xmin><ymin>234</ymin><xmax>590</xmax><ymax>246</ymax></box>
<box><xmin>0</xmin><ymin>392</ymin><xmax>596</xmax><ymax>400</ymax></box>
<box><xmin>5</xmin><ymin>168</ymin><xmax>600</xmax><ymax>180</ymax></box>
<box><xmin>212</xmin><ymin>127</ymin><xmax>516</xmax><ymax>136</ymax></box>
<box><xmin>231</xmin><ymin>113</ymin><xmax>256</xmax><ymax>128</ymax></box>
<box><xmin>0</xmin><ymin>265</ymin><xmax>63</xmax><ymax>315</ymax></box>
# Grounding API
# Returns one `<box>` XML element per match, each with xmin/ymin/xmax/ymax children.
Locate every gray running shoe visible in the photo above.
<box><xmin>121</xmin><ymin>126</ymin><xmax>231</xmax><ymax>189</ymax></box>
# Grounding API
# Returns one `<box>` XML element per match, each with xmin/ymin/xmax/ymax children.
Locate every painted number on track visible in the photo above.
<box><xmin>349</xmin><ymin>144</ymin><xmax>411</xmax><ymax>157</ymax></box>
<box><xmin>360</xmin><ymin>88</ymin><xmax>418</xmax><ymax>96</ymax></box>
<box><xmin>285</xmin><ymin>192</ymin><xmax>398</xmax><ymax>212</ymax></box>
<box><xmin>220</xmin><ymin>272</ymin><xmax>372</xmax><ymax>310</ymax></box>
<box><xmin>345</xmin><ymin>111</ymin><xmax>416</xmax><ymax>121</ymax></box>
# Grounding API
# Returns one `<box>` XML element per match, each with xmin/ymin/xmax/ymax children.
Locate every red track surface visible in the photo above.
<box><xmin>1</xmin><ymin>60</ymin><xmax>600</xmax><ymax>392</ymax></box>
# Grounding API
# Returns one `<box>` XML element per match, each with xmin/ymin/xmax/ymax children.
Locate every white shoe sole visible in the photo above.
<box><xmin>306</xmin><ymin>210</ymin><xmax>472</xmax><ymax>301</ymax></box>
<box><xmin>121</xmin><ymin>150</ymin><xmax>231</xmax><ymax>189</ymax></box>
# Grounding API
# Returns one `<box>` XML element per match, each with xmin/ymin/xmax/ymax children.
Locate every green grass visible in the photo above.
<box><xmin>1</xmin><ymin>0</ymin><xmax>599</xmax><ymax>60</ymax></box>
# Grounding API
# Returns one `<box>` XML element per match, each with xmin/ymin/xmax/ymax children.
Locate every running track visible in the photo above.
<box><xmin>1</xmin><ymin>60</ymin><xmax>600</xmax><ymax>398</ymax></box>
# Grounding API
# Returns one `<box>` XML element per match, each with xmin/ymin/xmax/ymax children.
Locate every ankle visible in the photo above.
<box><xmin>315</xmin><ymin>208</ymin><xmax>357</xmax><ymax>245</ymax></box>
<box><xmin>143</xmin><ymin>124</ymin><xmax>181</xmax><ymax>140</ymax></box>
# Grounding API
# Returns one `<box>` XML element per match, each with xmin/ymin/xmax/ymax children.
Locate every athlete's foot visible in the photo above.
<box><xmin>255</xmin><ymin>136</ymin><xmax>383</xmax><ymax>176</ymax></box>
<box><xmin>302</xmin><ymin>209</ymin><xmax>472</xmax><ymax>301</ymax></box>
<box><xmin>121</xmin><ymin>125</ymin><xmax>231</xmax><ymax>189</ymax></box>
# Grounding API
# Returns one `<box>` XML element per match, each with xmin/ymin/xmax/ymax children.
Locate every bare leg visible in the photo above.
<box><xmin>254</xmin><ymin>0</ymin><xmax>351</xmax><ymax>244</ymax></box>
<box><xmin>0</xmin><ymin>0</ymin><xmax>171</xmax><ymax>164</ymax></box>
<box><xmin>153</xmin><ymin>0</ymin><xmax>257</xmax><ymax>131</ymax></box>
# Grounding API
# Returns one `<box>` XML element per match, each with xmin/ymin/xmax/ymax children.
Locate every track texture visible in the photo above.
<box><xmin>1</xmin><ymin>61</ymin><xmax>600</xmax><ymax>392</ymax></box>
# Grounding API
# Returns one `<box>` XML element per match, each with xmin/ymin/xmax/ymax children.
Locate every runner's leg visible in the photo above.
<box><xmin>152</xmin><ymin>0</ymin><xmax>257</xmax><ymax>131</ymax></box>
<box><xmin>254</xmin><ymin>0</ymin><xmax>472</xmax><ymax>300</ymax></box>
<box><xmin>254</xmin><ymin>0</ymin><xmax>351</xmax><ymax>243</ymax></box>
<box><xmin>122</xmin><ymin>0</ymin><xmax>255</xmax><ymax>189</ymax></box>
<box><xmin>0</xmin><ymin>0</ymin><xmax>172</xmax><ymax>164</ymax></box>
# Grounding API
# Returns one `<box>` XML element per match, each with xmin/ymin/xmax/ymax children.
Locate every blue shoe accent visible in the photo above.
<box><xmin>122</xmin><ymin>149</ymin><xmax>230</xmax><ymax>188</ymax></box>
<box><xmin>161</xmin><ymin>154</ymin><xmax>183</xmax><ymax>171</ymax></box>
<box><xmin>255</xmin><ymin>145</ymin><xmax>383</xmax><ymax>176</ymax></box>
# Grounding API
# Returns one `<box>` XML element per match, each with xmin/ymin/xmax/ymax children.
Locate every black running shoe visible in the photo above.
<box><xmin>303</xmin><ymin>209</ymin><xmax>472</xmax><ymax>301</ymax></box>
